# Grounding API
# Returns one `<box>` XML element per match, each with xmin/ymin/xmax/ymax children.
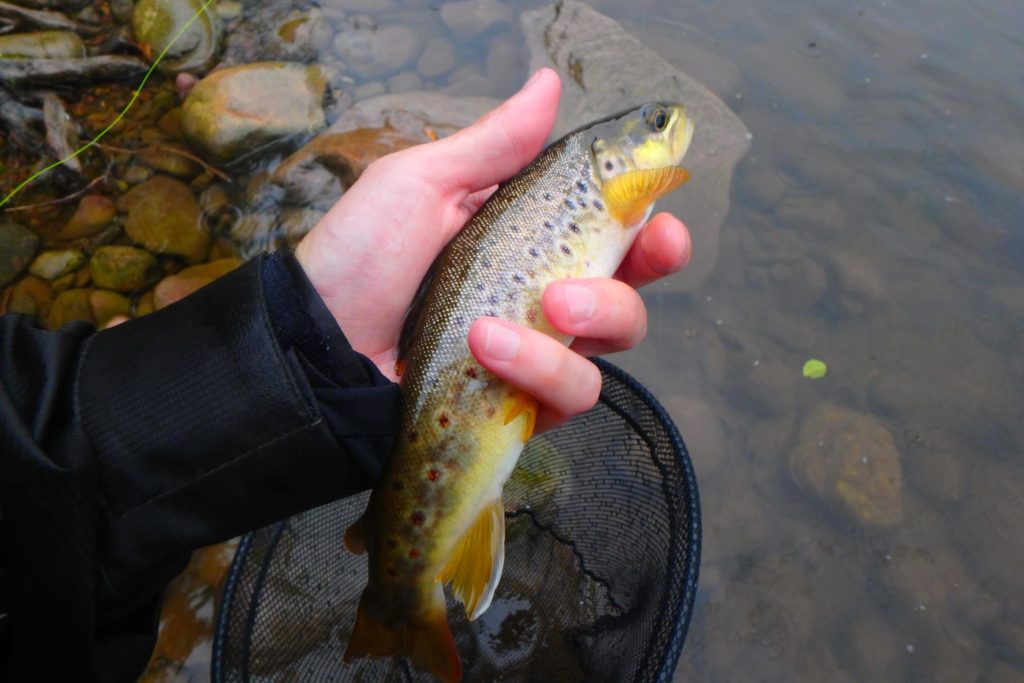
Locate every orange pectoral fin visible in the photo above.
<box><xmin>344</xmin><ymin>588</ymin><xmax>461</xmax><ymax>683</ymax></box>
<box><xmin>437</xmin><ymin>497</ymin><xmax>506</xmax><ymax>621</ymax></box>
<box><xmin>503</xmin><ymin>390</ymin><xmax>539</xmax><ymax>443</ymax></box>
<box><xmin>603</xmin><ymin>166</ymin><xmax>691</xmax><ymax>226</ymax></box>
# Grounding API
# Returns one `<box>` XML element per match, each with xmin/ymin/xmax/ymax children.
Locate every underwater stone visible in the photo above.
<box><xmin>440</xmin><ymin>0</ymin><xmax>511</xmax><ymax>39</ymax></box>
<box><xmin>332</xmin><ymin>24</ymin><xmax>421</xmax><ymax>78</ymax></box>
<box><xmin>131</xmin><ymin>0</ymin><xmax>221</xmax><ymax>75</ymax></box>
<box><xmin>0</xmin><ymin>221</ymin><xmax>39</xmax><ymax>288</ymax></box>
<box><xmin>180</xmin><ymin>62</ymin><xmax>327</xmax><ymax>163</ymax></box>
<box><xmin>29</xmin><ymin>249</ymin><xmax>86</xmax><ymax>280</ymax></box>
<box><xmin>0</xmin><ymin>30</ymin><xmax>85</xmax><ymax>59</ymax></box>
<box><xmin>416</xmin><ymin>37</ymin><xmax>456</xmax><ymax>78</ymax></box>
<box><xmin>122</xmin><ymin>176</ymin><xmax>209</xmax><ymax>262</ymax></box>
<box><xmin>89</xmin><ymin>246</ymin><xmax>162</xmax><ymax>292</ymax></box>
<box><xmin>46</xmin><ymin>288</ymin><xmax>94</xmax><ymax>330</ymax></box>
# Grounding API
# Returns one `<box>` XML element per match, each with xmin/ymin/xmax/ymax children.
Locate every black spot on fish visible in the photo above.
<box><xmin>543</xmin><ymin>192</ymin><xmax>552</xmax><ymax>201</ymax></box>
<box><xmin>510</xmin><ymin>224</ymin><xmax>520</xmax><ymax>232</ymax></box>
<box><xmin>543</xmin><ymin>220</ymin><xmax>554</xmax><ymax>229</ymax></box>
<box><xmin>386</xmin><ymin>537</ymin><xmax>397</xmax><ymax>548</ymax></box>
<box><xmin>578</xmin><ymin>198</ymin><xmax>587</xmax><ymax>208</ymax></box>
<box><xmin>411</xmin><ymin>511</ymin><xmax>425</xmax><ymax>525</ymax></box>
<box><xmin>465</xmin><ymin>366</ymin><xmax>478</xmax><ymax>378</ymax></box>
<box><xmin>513</xmin><ymin>273</ymin><xmax>526</xmax><ymax>283</ymax></box>
<box><xmin>593</xmin><ymin>198</ymin><xmax>604</xmax><ymax>211</ymax></box>
<box><xmin>577</xmin><ymin>180</ymin><xmax>588</xmax><ymax>193</ymax></box>
<box><xmin>564</xmin><ymin>198</ymin><xmax>576</xmax><ymax>210</ymax></box>
<box><xmin>569</xmin><ymin>222</ymin><xmax>581</xmax><ymax>233</ymax></box>
<box><xmin>529</xmin><ymin>247</ymin><xmax>540</xmax><ymax>258</ymax></box>
<box><xmin>481</xmin><ymin>257</ymin><xmax>492</xmax><ymax>268</ymax></box>
<box><xmin>561</xmin><ymin>244</ymin><xmax>572</xmax><ymax>256</ymax></box>
<box><xmin>393</xmin><ymin>480</ymin><xmax>404</xmax><ymax>491</ymax></box>
<box><xmin>604</xmin><ymin>160</ymin><xmax>614</xmax><ymax>171</ymax></box>
<box><xmin>488</xmin><ymin>294</ymin><xmax>498</xmax><ymax>304</ymax></box>
<box><xmin>475</xmin><ymin>282</ymin><xmax>485</xmax><ymax>291</ymax></box>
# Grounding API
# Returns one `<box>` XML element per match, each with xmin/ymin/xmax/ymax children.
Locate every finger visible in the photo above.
<box><xmin>467</xmin><ymin>317</ymin><xmax>602</xmax><ymax>419</ymax></box>
<box><xmin>542</xmin><ymin>278</ymin><xmax>647</xmax><ymax>354</ymax></box>
<box><xmin>614</xmin><ymin>213</ymin><xmax>691</xmax><ymax>288</ymax></box>
<box><xmin>460</xmin><ymin>184</ymin><xmax>498</xmax><ymax>218</ymax></box>
<box><xmin>423</xmin><ymin>68</ymin><xmax>561</xmax><ymax>194</ymax></box>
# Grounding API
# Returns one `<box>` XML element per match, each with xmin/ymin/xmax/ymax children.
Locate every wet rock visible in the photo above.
<box><xmin>272</xmin><ymin>126</ymin><xmax>419</xmax><ymax>205</ymax></box>
<box><xmin>954</xmin><ymin>461</ymin><xmax>1024</xmax><ymax>598</ymax></box>
<box><xmin>485</xmin><ymin>33</ymin><xmax>524</xmax><ymax>95</ymax></box>
<box><xmin>740</xmin><ymin>161</ymin><xmax>789</xmax><ymax>208</ymax></box>
<box><xmin>122</xmin><ymin>176</ymin><xmax>209</xmax><ymax>262</ymax></box>
<box><xmin>157</xmin><ymin>107</ymin><xmax>184</xmax><ymax>139</ymax></box>
<box><xmin>522</xmin><ymin>0</ymin><xmax>749</xmax><ymax>291</ymax></box>
<box><xmin>29</xmin><ymin>249</ymin><xmax>86</xmax><ymax>280</ymax></box>
<box><xmin>89</xmin><ymin>246</ymin><xmax>161</xmax><ymax>292</ymax></box>
<box><xmin>771</xmin><ymin>256</ymin><xmax>827</xmax><ymax>312</ymax></box>
<box><xmin>0</xmin><ymin>221</ymin><xmax>40</xmax><ymax>288</ymax></box>
<box><xmin>3</xmin><ymin>275</ymin><xmax>52</xmax><ymax>317</ymax></box>
<box><xmin>416</xmin><ymin>37</ymin><xmax>456</xmax><ymax>78</ymax></box>
<box><xmin>988</xmin><ymin>662</ymin><xmax>1024</xmax><ymax>683</ymax></box>
<box><xmin>272</xmin><ymin>9</ymin><xmax>332</xmax><ymax>61</ymax></box>
<box><xmin>440</xmin><ymin>0</ymin><xmax>511</xmax><ymax>39</ymax></box>
<box><xmin>0</xmin><ymin>55</ymin><xmax>148</xmax><ymax>88</ymax></box>
<box><xmin>662</xmin><ymin>395</ymin><xmax>727</xmax><ymax>480</ymax></box>
<box><xmin>280</xmin><ymin>207</ymin><xmax>325</xmax><ymax>246</ymax></box>
<box><xmin>443</xmin><ymin>64</ymin><xmax>492</xmax><ymax>96</ymax></box>
<box><xmin>0</xmin><ymin>30</ymin><xmax>85</xmax><ymax>59</ymax></box>
<box><xmin>829</xmin><ymin>250</ymin><xmax>887</xmax><ymax>316</ymax></box>
<box><xmin>198</xmin><ymin>183</ymin><xmax>232</xmax><ymax>216</ymax></box>
<box><xmin>152</xmin><ymin>257</ymin><xmax>239</xmax><ymax>308</ymax></box>
<box><xmin>352</xmin><ymin>81</ymin><xmax>386</xmax><ymax>101</ymax></box>
<box><xmin>131</xmin><ymin>0</ymin><xmax>221</xmax><ymax>75</ymax></box>
<box><xmin>790</xmin><ymin>403</ymin><xmax>903</xmax><ymax>526</ymax></box>
<box><xmin>387</xmin><ymin>70</ymin><xmax>422</xmax><ymax>93</ymax></box>
<box><xmin>122</xmin><ymin>164</ymin><xmax>154</xmax><ymax>185</ymax></box>
<box><xmin>137</xmin><ymin>143</ymin><xmax>203</xmax><ymax>178</ymax></box>
<box><xmin>89</xmin><ymin>289</ymin><xmax>131</xmax><ymax>326</ymax></box>
<box><xmin>321</xmin><ymin>0</ymin><xmax>396</xmax><ymax>11</ymax></box>
<box><xmin>180</xmin><ymin>62</ymin><xmax>327</xmax><ymax>163</ymax></box>
<box><xmin>46</xmin><ymin>288</ymin><xmax>94</xmax><ymax>329</ymax></box>
<box><xmin>332</xmin><ymin>24</ymin><xmax>421</xmax><ymax>79</ymax></box>
<box><xmin>774</xmin><ymin>193</ymin><xmax>847</xmax><ymax>240</ymax></box>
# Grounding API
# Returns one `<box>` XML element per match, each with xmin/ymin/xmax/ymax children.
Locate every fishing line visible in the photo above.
<box><xmin>0</xmin><ymin>0</ymin><xmax>217</xmax><ymax>210</ymax></box>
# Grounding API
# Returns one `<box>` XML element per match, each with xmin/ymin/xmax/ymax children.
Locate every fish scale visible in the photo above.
<box><xmin>342</xmin><ymin>102</ymin><xmax>694</xmax><ymax>683</ymax></box>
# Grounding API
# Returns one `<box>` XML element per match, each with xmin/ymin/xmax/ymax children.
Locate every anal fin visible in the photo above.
<box><xmin>436</xmin><ymin>497</ymin><xmax>506</xmax><ymax>620</ymax></box>
<box><xmin>343</xmin><ymin>514</ymin><xmax>368</xmax><ymax>555</ymax></box>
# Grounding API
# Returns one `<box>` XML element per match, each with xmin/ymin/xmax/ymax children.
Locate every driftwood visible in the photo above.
<box><xmin>41</xmin><ymin>90</ymin><xmax>81</xmax><ymax>175</ymax></box>
<box><xmin>0</xmin><ymin>55</ymin><xmax>147</xmax><ymax>87</ymax></box>
<box><xmin>0</xmin><ymin>1</ymin><xmax>82</xmax><ymax>33</ymax></box>
<box><xmin>0</xmin><ymin>82</ymin><xmax>42</xmax><ymax>150</ymax></box>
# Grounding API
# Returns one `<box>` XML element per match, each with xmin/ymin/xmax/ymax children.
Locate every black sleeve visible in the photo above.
<box><xmin>0</xmin><ymin>251</ymin><xmax>400</xmax><ymax>682</ymax></box>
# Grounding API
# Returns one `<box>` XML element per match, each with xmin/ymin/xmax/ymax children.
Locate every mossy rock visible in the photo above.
<box><xmin>122</xmin><ymin>176</ymin><xmax>209</xmax><ymax>262</ymax></box>
<box><xmin>89</xmin><ymin>246</ymin><xmax>162</xmax><ymax>292</ymax></box>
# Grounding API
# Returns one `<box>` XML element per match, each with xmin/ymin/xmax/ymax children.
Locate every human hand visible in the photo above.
<box><xmin>295</xmin><ymin>68</ymin><xmax>691</xmax><ymax>432</ymax></box>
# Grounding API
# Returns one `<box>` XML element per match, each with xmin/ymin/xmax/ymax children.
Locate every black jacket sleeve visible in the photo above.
<box><xmin>0</xmin><ymin>251</ymin><xmax>400</xmax><ymax>681</ymax></box>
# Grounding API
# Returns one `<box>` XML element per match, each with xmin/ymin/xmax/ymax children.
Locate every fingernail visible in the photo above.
<box><xmin>561</xmin><ymin>283</ymin><xmax>596</xmax><ymax>323</ymax></box>
<box><xmin>483</xmin><ymin>322</ymin><xmax>521</xmax><ymax>361</ymax></box>
<box><xmin>523</xmin><ymin>68</ymin><xmax>545</xmax><ymax>89</ymax></box>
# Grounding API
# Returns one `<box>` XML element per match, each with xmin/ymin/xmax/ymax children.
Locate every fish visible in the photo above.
<box><xmin>342</xmin><ymin>102</ymin><xmax>695</xmax><ymax>683</ymax></box>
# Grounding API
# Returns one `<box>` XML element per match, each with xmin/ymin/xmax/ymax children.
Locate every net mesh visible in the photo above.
<box><xmin>212</xmin><ymin>358</ymin><xmax>701</xmax><ymax>683</ymax></box>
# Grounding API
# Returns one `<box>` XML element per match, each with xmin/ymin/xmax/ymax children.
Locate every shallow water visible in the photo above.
<box><xmin>3</xmin><ymin>0</ymin><xmax>1022</xmax><ymax>680</ymax></box>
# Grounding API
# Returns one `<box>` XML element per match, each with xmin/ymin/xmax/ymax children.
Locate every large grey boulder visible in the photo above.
<box><xmin>522</xmin><ymin>1</ymin><xmax>750</xmax><ymax>290</ymax></box>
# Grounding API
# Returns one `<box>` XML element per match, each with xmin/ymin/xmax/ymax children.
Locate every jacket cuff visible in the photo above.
<box><xmin>77</xmin><ymin>253</ymin><xmax>397</xmax><ymax>608</ymax></box>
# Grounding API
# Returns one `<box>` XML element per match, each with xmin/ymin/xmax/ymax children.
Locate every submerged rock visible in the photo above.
<box><xmin>416</xmin><ymin>37</ymin><xmax>456</xmax><ymax>78</ymax></box>
<box><xmin>332</xmin><ymin>23</ymin><xmax>421</xmax><ymax>79</ymax></box>
<box><xmin>137</xmin><ymin>143</ymin><xmax>203</xmax><ymax>178</ymax></box>
<box><xmin>59</xmin><ymin>194</ymin><xmax>116</xmax><ymax>239</ymax></box>
<box><xmin>0</xmin><ymin>221</ymin><xmax>39</xmax><ymax>288</ymax></box>
<box><xmin>131</xmin><ymin>0</ymin><xmax>221</xmax><ymax>74</ymax></box>
<box><xmin>89</xmin><ymin>246</ymin><xmax>162</xmax><ymax>292</ymax></box>
<box><xmin>521</xmin><ymin>1</ymin><xmax>750</xmax><ymax>291</ymax></box>
<box><xmin>89</xmin><ymin>289</ymin><xmax>131</xmax><ymax>326</ymax></box>
<box><xmin>440</xmin><ymin>0</ymin><xmax>512</xmax><ymax>39</ymax></box>
<box><xmin>0</xmin><ymin>30</ymin><xmax>85</xmax><ymax>59</ymax></box>
<box><xmin>790</xmin><ymin>403</ymin><xmax>903</xmax><ymax>526</ymax></box>
<box><xmin>153</xmin><ymin>256</ymin><xmax>240</xmax><ymax>308</ymax></box>
<box><xmin>3</xmin><ymin>275</ymin><xmax>53</xmax><ymax>317</ymax></box>
<box><xmin>122</xmin><ymin>176</ymin><xmax>209</xmax><ymax>262</ymax></box>
<box><xmin>47</xmin><ymin>288</ymin><xmax>94</xmax><ymax>329</ymax></box>
<box><xmin>29</xmin><ymin>249</ymin><xmax>86</xmax><ymax>280</ymax></box>
<box><xmin>180</xmin><ymin>62</ymin><xmax>327</xmax><ymax>163</ymax></box>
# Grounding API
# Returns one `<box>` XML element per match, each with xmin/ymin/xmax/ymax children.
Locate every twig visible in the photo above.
<box><xmin>3</xmin><ymin>173</ymin><xmax>105</xmax><ymax>212</ymax></box>
<box><xmin>96</xmin><ymin>142</ymin><xmax>232</xmax><ymax>182</ymax></box>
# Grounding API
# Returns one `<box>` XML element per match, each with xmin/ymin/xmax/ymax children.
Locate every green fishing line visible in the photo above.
<box><xmin>0</xmin><ymin>0</ymin><xmax>217</xmax><ymax>210</ymax></box>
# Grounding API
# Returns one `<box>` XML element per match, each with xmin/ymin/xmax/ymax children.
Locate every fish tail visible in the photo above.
<box><xmin>343</xmin><ymin>586</ymin><xmax>461</xmax><ymax>683</ymax></box>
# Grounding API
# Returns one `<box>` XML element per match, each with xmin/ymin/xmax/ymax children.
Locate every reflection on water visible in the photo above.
<box><xmin>2</xmin><ymin>0</ymin><xmax>1021</xmax><ymax>680</ymax></box>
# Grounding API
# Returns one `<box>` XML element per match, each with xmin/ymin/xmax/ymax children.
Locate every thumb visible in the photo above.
<box><xmin>424</xmin><ymin>68</ymin><xmax>561</xmax><ymax>194</ymax></box>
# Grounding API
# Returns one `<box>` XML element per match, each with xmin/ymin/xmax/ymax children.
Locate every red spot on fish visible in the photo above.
<box><xmin>465</xmin><ymin>366</ymin><xmax>478</xmax><ymax>379</ymax></box>
<box><xmin>407</xmin><ymin>430</ymin><xmax>418</xmax><ymax>442</ymax></box>
<box><xmin>485</xmin><ymin>406</ymin><xmax>496</xmax><ymax>418</ymax></box>
<box><xmin>392</xmin><ymin>480</ymin><xmax>404</xmax><ymax>491</ymax></box>
<box><xmin>411</xmin><ymin>511</ymin><xmax>425</xmax><ymax>525</ymax></box>
<box><xmin>427</xmin><ymin>469</ymin><xmax>440</xmax><ymax>481</ymax></box>
<box><xmin>408</xmin><ymin>548</ymin><xmax>421</xmax><ymax>559</ymax></box>
<box><xmin>526</xmin><ymin>308</ymin><xmax>538</xmax><ymax>324</ymax></box>
<box><xmin>439</xmin><ymin>413</ymin><xmax>450</xmax><ymax>428</ymax></box>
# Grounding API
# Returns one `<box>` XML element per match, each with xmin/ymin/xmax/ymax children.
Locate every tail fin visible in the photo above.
<box><xmin>343</xmin><ymin>586</ymin><xmax>461</xmax><ymax>683</ymax></box>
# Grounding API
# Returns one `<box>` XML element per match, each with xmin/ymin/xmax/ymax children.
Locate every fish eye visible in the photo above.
<box><xmin>643</xmin><ymin>105</ymin><xmax>668</xmax><ymax>132</ymax></box>
<box><xmin>655</xmin><ymin>111</ymin><xmax>667</xmax><ymax>130</ymax></box>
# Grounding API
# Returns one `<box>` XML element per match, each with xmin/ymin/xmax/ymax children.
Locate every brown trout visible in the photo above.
<box><xmin>342</xmin><ymin>103</ymin><xmax>695</xmax><ymax>682</ymax></box>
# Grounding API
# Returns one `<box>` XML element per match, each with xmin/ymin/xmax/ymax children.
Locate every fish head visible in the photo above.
<box><xmin>589</xmin><ymin>103</ymin><xmax>694</xmax><ymax>226</ymax></box>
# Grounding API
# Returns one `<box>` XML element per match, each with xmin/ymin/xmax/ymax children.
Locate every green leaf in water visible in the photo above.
<box><xmin>803</xmin><ymin>358</ymin><xmax>828</xmax><ymax>379</ymax></box>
